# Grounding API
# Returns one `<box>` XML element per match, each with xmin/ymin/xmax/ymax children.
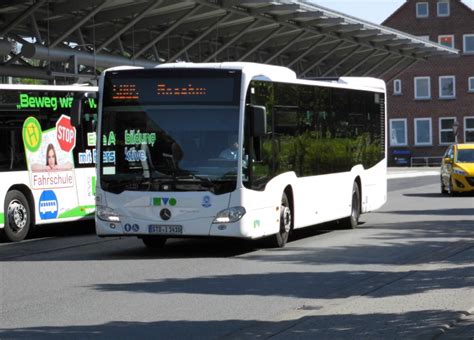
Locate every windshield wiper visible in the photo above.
<box><xmin>174</xmin><ymin>173</ymin><xmax>214</xmax><ymax>188</ymax></box>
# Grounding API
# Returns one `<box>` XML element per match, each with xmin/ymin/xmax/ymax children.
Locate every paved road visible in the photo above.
<box><xmin>0</xmin><ymin>175</ymin><xmax>473</xmax><ymax>339</ymax></box>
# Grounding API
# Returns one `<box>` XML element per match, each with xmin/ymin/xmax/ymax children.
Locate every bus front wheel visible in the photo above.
<box><xmin>271</xmin><ymin>192</ymin><xmax>292</xmax><ymax>248</ymax></box>
<box><xmin>2</xmin><ymin>190</ymin><xmax>32</xmax><ymax>242</ymax></box>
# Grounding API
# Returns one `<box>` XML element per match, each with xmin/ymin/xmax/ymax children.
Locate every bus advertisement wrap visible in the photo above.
<box><xmin>23</xmin><ymin>115</ymin><xmax>78</xmax><ymax>220</ymax></box>
<box><xmin>0</xmin><ymin>87</ymin><xmax>98</xmax><ymax>242</ymax></box>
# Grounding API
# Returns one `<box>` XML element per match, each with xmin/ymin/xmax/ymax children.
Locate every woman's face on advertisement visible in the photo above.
<box><xmin>47</xmin><ymin>148</ymin><xmax>56</xmax><ymax>168</ymax></box>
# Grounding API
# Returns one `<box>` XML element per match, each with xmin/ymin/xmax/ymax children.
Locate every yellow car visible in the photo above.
<box><xmin>441</xmin><ymin>143</ymin><xmax>474</xmax><ymax>195</ymax></box>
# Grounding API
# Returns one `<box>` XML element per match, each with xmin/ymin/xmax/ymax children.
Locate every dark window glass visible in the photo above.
<box><xmin>0</xmin><ymin>89</ymin><xmax>96</xmax><ymax>172</ymax></box>
<box><xmin>244</xmin><ymin>80</ymin><xmax>385</xmax><ymax>191</ymax></box>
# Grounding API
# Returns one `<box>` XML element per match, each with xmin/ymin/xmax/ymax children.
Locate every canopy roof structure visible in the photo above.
<box><xmin>0</xmin><ymin>0</ymin><xmax>458</xmax><ymax>83</ymax></box>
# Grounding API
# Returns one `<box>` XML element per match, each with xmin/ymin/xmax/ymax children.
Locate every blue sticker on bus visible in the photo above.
<box><xmin>124</xmin><ymin>223</ymin><xmax>139</xmax><ymax>232</ymax></box>
<box><xmin>39</xmin><ymin>190</ymin><xmax>58</xmax><ymax>220</ymax></box>
<box><xmin>202</xmin><ymin>195</ymin><xmax>211</xmax><ymax>208</ymax></box>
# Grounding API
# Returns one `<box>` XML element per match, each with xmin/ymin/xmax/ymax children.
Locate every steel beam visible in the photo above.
<box><xmin>362</xmin><ymin>55</ymin><xmax>397</xmax><ymax>76</ymax></box>
<box><xmin>96</xmin><ymin>0</ymin><xmax>163</xmax><ymax>53</ymax></box>
<box><xmin>29</xmin><ymin>13</ymin><xmax>43</xmax><ymax>44</ymax></box>
<box><xmin>50</xmin><ymin>1</ymin><xmax>110</xmax><ymax>48</ymax></box>
<box><xmin>343</xmin><ymin>50</ymin><xmax>384</xmax><ymax>76</ymax></box>
<box><xmin>203</xmin><ymin>18</ymin><xmax>260</xmax><ymax>62</ymax></box>
<box><xmin>299</xmin><ymin>41</ymin><xmax>348</xmax><ymax>77</ymax></box>
<box><xmin>167</xmin><ymin>12</ymin><xmax>233</xmax><ymax>63</ymax></box>
<box><xmin>238</xmin><ymin>25</ymin><xmax>285</xmax><ymax>61</ymax></box>
<box><xmin>286</xmin><ymin>35</ymin><xmax>331</xmax><ymax>68</ymax></box>
<box><xmin>0</xmin><ymin>0</ymin><xmax>46</xmax><ymax>37</ymax></box>
<box><xmin>265</xmin><ymin>30</ymin><xmax>307</xmax><ymax>63</ymax></box>
<box><xmin>321</xmin><ymin>45</ymin><xmax>366</xmax><ymax>77</ymax></box>
<box><xmin>386</xmin><ymin>59</ymin><xmax>418</xmax><ymax>82</ymax></box>
<box><xmin>377</xmin><ymin>56</ymin><xmax>408</xmax><ymax>78</ymax></box>
<box><xmin>133</xmin><ymin>4</ymin><xmax>203</xmax><ymax>59</ymax></box>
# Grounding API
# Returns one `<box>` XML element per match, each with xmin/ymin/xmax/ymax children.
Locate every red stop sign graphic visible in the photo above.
<box><xmin>56</xmin><ymin>115</ymin><xmax>76</xmax><ymax>152</ymax></box>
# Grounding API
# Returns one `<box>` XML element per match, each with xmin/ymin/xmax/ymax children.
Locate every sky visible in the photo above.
<box><xmin>310</xmin><ymin>0</ymin><xmax>474</xmax><ymax>24</ymax></box>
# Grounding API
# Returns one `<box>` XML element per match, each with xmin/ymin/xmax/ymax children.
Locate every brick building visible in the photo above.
<box><xmin>382</xmin><ymin>0</ymin><xmax>474</xmax><ymax>166</ymax></box>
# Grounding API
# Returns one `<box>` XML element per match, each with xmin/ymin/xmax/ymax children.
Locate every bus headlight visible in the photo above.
<box><xmin>213</xmin><ymin>206</ymin><xmax>246</xmax><ymax>224</ymax></box>
<box><xmin>96</xmin><ymin>206</ymin><xmax>121</xmax><ymax>222</ymax></box>
<box><xmin>453</xmin><ymin>168</ymin><xmax>467</xmax><ymax>176</ymax></box>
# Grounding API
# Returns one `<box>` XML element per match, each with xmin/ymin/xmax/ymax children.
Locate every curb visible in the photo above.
<box><xmin>387</xmin><ymin>171</ymin><xmax>439</xmax><ymax>179</ymax></box>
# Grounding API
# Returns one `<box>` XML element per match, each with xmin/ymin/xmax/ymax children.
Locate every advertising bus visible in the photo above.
<box><xmin>95</xmin><ymin>62</ymin><xmax>387</xmax><ymax>248</ymax></box>
<box><xmin>0</xmin><ymin>84</ymin><xmax>98</xmax><ymax>242</ymax></box>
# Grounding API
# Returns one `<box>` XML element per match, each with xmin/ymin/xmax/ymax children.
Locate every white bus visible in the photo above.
<box><xmin>95</xmin><ymin>62</ymin><xmax>386</xmax><ymax>248</ymax></box>
<box><xmin>0</xmin><ymin>84</ymin><xmax>98</xmax><ymax>242</ymax></box>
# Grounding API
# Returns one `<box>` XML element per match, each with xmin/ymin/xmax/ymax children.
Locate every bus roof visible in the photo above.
<box><xmin>0</xmin><ymin>84</ymin><xmax>98</xmax><ymax>92</ymax></box>
<box><xmin>104</xmin><ymin>62</ymin><xmax>385</xmax><ymax>93</ymax></box>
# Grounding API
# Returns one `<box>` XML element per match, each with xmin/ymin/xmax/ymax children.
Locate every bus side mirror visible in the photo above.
<box><xmin>250</xmin><ymin>105</ymin><xmax>267</xmax><ymax>137</ymax></box>
<box><xmin>72</xmin><ymin>92</ymin><xmax>96</xmax><ymax>127</ymax></box>
<box><xmin>443</xmin><ymin>157</ymin><xmax>453</xmax><ymax>164</ymax></box>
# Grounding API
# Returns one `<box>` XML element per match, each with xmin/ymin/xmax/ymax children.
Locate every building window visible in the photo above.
<box><xmin>465</xmin><ymin>117</ymin><xmax>474</xmax><ymax>142</ymax></box>
<box><xmin>416</xmin><ymin>2</ymin><xmax>429</xmax><ymax>17</ymax></box>
<box><xmin>469</xmin><ymin>77</ymin><xmax>474</xmax><ymax>92</ymax></box>
<box><xmin>390</xmin><ymin>119</ymin><xmax>407</xmax><ymax>146</ymax></box>
<box><xmin>439</xmin><ymin>76</ymin><xmax>455</xmax><ymax>99</ymax></box>
<box><xmin>437</xmin><ymin>0</ymin><xmax>450</xmax><ymax>16</ymax></box>
<box><xmin>439</xmin><ymin>117</ymin><xmax>457</xmax><ymax>144</ymax></box>
<box><xmin>414</xmin><ymin>77</ymin><xmax>431</xmax><ymax>99</ymax></box>
<box><xmin>464</xmin><ymin>35</ymin><xmax>474</xmax><ymax>54</ymax></box>
<box><xmin>438</xmin><ymin>35</ymin><xmax>454</xmax><ymax>48</ymax></box>
<box><xmin>415</xmin><ymin>118</ymin><xmax>432</xmax><ymax>145</ymax></box>
<box><xmin>393</xmin><ymin>79</ymin><xmax>402</xmax><ymax>95</ymax></box>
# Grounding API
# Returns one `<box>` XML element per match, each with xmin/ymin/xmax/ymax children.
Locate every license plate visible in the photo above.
<box><xmin>148</xmin><ymin>225</ymin><xmax>182</xmax><ymax>235</ymax></box>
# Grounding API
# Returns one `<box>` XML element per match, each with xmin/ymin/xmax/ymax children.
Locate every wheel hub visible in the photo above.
<box><xmin>8</xmin><ymin>200</ymin><xmax>27</xmax><ymax>231</ymax></box>
<box><xmin>281</xmin><ymin>206</ymin><xmax>291</xmax><ymax>233</ymax></box>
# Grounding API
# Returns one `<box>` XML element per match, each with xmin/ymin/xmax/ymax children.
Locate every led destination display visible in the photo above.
<box><xmin>104</xmin><ymin>69</ymin><xmax>241</xmax><ymax>106</ymax></box>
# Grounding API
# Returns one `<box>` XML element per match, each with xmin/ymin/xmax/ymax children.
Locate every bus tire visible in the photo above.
<box><xmin>341</xmin><ymin>182</ymin><xmax>361</xmax><ymax>229</ymax></box>
<box><xmin>271</xmin><ymin>192</ymin><xmax>292</xmax><ymax>248</ymax></box>
<box><xmin>2</xmin><ymin>190</ymin><xmax>32</xmax><ymax>242</ymax></box>
<box><xmin>142</xmin><ymin>236</ymin><xmax>167</xmax><ymax>249</ymax></box>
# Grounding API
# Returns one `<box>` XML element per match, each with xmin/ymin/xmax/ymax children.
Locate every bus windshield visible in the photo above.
<box><xmin>100</xmin><ymin>105</ymin><xmax>239</xmax><ymax>194</ymax></box>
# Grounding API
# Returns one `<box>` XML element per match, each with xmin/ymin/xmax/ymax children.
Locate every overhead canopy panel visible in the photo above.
<box><xmin>0</xmin><ymin>0</ymin><xmax>458</xmax><ymax>83</ymax></box>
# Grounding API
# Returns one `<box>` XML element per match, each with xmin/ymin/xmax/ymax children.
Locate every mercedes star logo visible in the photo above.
<box><xmin>160</xmin><ymin>208</ymin><xmax>172</xmax><ymax>220</ymax></box>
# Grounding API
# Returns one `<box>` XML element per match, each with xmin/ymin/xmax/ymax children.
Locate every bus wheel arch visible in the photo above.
<box><xmin>1</xmin><ymin>185</ymin><xmax>35</xmax><ymax>242</ymax></box>
<box><xmin>270</xmin><ymin>186</ymin><xmax>294</xmax><ymax>248</ymax></box>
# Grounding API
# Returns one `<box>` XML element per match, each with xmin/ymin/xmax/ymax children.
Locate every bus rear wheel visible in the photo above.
<box><xmin>271</xmin><ymin>192</ymin><xmax>292</xmax><ymax>248</ymax></box>
<box><xmin>2</xmin><ymin>190</ymin><xmax>32</xmax><ymax>242</ymax></box>
<box><xmin>142</xmin><ymin>236</ymin><xmax>167</xmax><ymax>249</ymax></box>
<box><xmin>340</xmin><ymin>182</ymin><xmax>360</xmax><ymax>229</ymax></box>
